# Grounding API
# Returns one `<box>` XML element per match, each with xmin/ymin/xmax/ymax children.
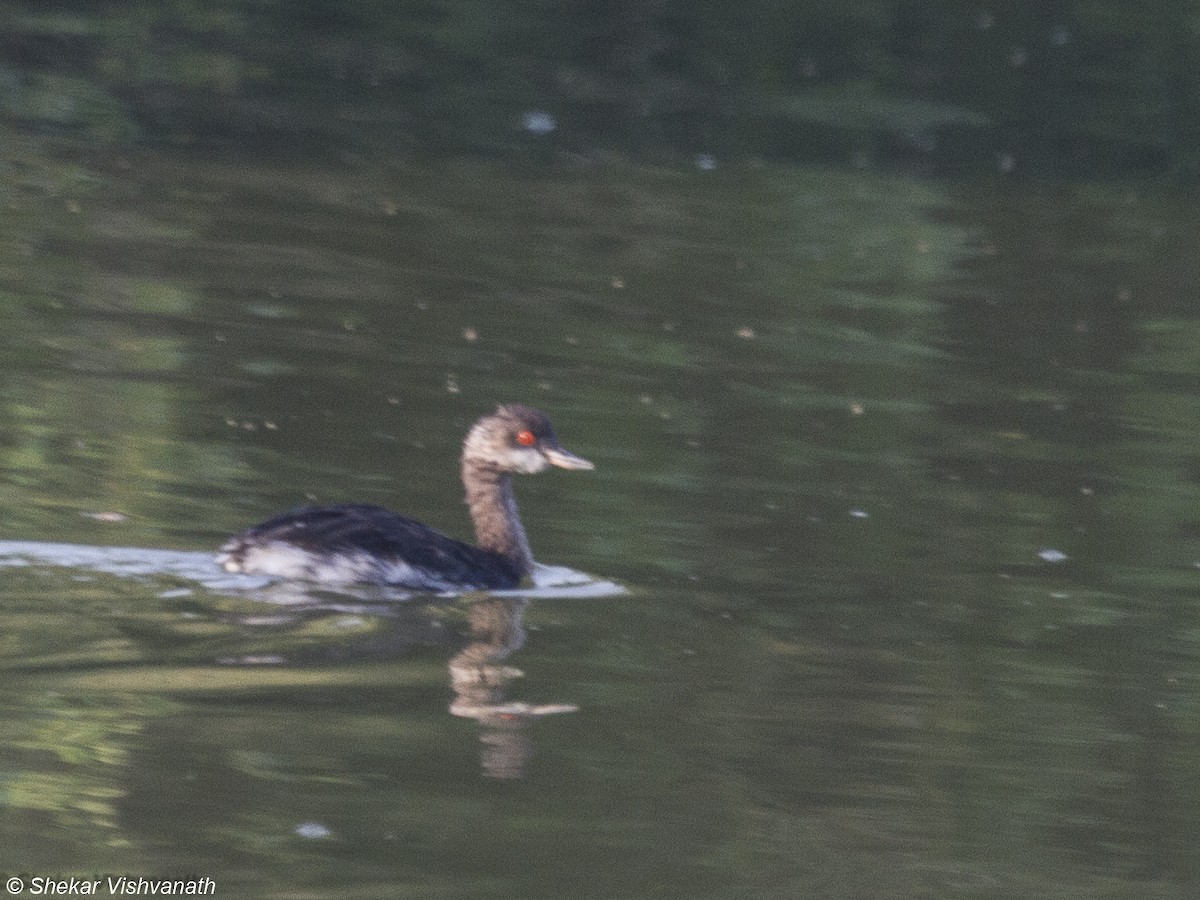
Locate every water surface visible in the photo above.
<box><xmin>1</xmin><ymin>141</ymin><xmax>1199</xmax><ymax>897</ymax></box>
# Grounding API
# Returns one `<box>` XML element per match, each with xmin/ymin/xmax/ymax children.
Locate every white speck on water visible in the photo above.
<box><xmin>1038</xmin><ymin>548</ymin><xmax>1068</xmax><ymax>563</ymax></box>
<box><xmin>220</xmin><ymin>655</ymin><xmax>286</xmax><ymax>666</ymax></box>
<box><xmin>521</xmin><ymin>110</ymin><xmax>557</xmax><ymax>135</ymax></box>
<box><xmin>694</xmin><ymin>153</ymin><xmax>717</xmax><ymax>171</ymax></box>
<box><xmin>295</xmin><ymin>822</ymin><xmax>332</xmax><ymax>840</ymax></box>
<box><xmin>82</xmin><ymin>511</ymin><xmax>127</xmax><ymax>522</ymax></box>
<box><xmin>849</xmin><ymin>509</ymin><xmax>869</xmax><ymax>519</ymax></box>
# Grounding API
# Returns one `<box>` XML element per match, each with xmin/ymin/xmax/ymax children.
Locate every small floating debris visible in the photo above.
<box><xmin>219</xmin><ymin>655</ymin><xmax>286</xmax><ymax>666</ymax></box>
<box><xmin>849</xmin><ymin>509</ymin><xmax>869</xmax><ymax>519</ymax></box>
<box><xmin>295</xmin><ymin>822</ymin><xmax>332</xmax><ymax>840</ymax></box>
<box><xmin>81</xmin><ymin>511</ymin><xmax>127</xmax><ymax>523</ymax></box>
<box><xmin>1038</xmin><ymin>548</ymin><xmax>1068</xmax><ymax>563</ymax></box>
<box><xmin>520</xmin><ymin>110</ymin><xmax>557</xmax><ymax>135</ymax></box>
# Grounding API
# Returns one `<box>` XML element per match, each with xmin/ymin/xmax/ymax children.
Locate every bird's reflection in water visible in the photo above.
<box><xmin>217</xmin><ymin>592</ymin><xmax>578</xmax><ymax>779</ymax></box>
<box><xmin>0</xmin><ymin>540</ymin><xmax>611</xmax><ymax>778</ymax></box>
<box><xmin>449</xmin><ymin>596</ymin><xmax>577</xmax><ymax>779</ymax></box>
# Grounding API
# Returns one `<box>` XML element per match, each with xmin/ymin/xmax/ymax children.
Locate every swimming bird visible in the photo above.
<box><xmin>217</xmin><ymin>404</ymin><xmax>593</xmax><ymax>589</ymax></box>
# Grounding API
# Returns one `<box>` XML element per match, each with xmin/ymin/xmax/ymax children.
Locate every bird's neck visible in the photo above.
<box><xmin>462</xmin><ymin>458</ymin><xmax>533</xmax><ymax>575</ymax></box>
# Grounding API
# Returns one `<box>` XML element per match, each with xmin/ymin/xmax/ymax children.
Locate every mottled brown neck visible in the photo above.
<box><xmin>462</xmin><ymin>457</ymin><xmax>533</xmax><ymax>574</ymax></box>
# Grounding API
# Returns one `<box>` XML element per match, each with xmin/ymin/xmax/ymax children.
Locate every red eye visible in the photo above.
<box><xmin>515</xmin><ymin>430</ymin><xmax>536</xmax><ymax>447</ymax></box>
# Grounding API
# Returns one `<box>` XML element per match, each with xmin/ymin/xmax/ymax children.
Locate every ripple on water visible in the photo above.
<box><xmin>0</xmin><ymin>540</ymin><xmax>623</xmax><ymax>602</ymax></box>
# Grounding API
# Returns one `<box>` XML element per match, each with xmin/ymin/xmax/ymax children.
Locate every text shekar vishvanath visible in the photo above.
<box><xmin>7</xmin><ymin>875</ymin><xmax>216</xmax><ymax>895</ymax></box>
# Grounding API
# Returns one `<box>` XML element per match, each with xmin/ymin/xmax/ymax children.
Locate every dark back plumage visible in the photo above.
<box><xmin>220</xmin><ymin>504</ymin><xmax>522</xmax><ymax>588</ymax></box>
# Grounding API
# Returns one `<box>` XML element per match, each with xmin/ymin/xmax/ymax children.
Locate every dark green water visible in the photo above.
<box><xmin>2</xmin><ymin>129</ymin><xmax>1200</xmax><ymax>899</ymax></box>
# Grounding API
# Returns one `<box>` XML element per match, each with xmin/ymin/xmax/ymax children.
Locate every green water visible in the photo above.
<box><xmin>2</xmin><ymin>62</ymin><xmax>1200</xmax><ymax>900</ymax></box>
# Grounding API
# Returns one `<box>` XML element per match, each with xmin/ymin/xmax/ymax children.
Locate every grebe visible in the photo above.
<box><xmin>217</xmin><ymin>404</ymin><xmax>593</xmax><ymax>589</ymax></box>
